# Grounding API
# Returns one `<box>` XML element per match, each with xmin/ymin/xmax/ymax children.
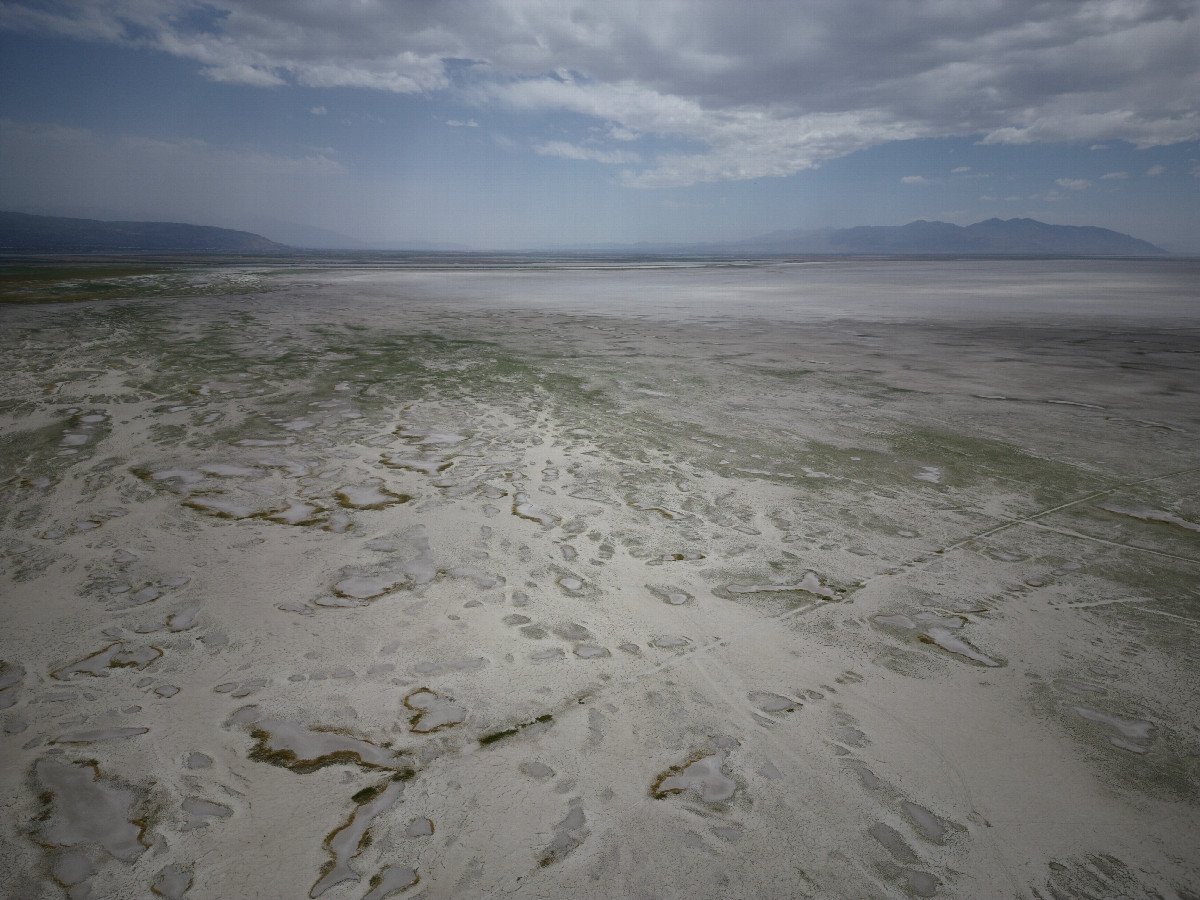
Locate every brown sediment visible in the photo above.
<box><xmin>52</xmin><ymin>643</ymin><xmax>162</xmax><ymax>679</ymax></box>
<box><xmin>334</xmin><ymin>486</ymin><xmax>411</xmax><ymax>510</ymax></box>
<box><xmin>249</xmin><ymin>737</ymin><xmax>372</xmax><ymax>774</ymax></box>
<box><xmin>265</xmin><ymin>502</ymin><xmax>328</xmax><ymax>526</ymax></box>
<box><xmin>310</xmin><ymin>777</ymin><xmax>405</xmax><ymax>897</ymax></box>
<box><xmin>478</xmin><ymin>713</ymin><xmax>554</xmax><ymax>747</ymax></box>
<box><xmin>181</xmin><ymin>493</ymin><xmax>276</xmax><ymax>519</ymax></box>
<box><xmin>380</xmin><ymin>452</ymin><xmax>454</xmax><ymax>474</ymax></box>
<box><xmin>246</xmin><ymin>723</ymin><xmax>402</xmax><ymax>774</ymax></box>
<box><xmin>403</xmin><ymin>688</ymin><xmax>466</xmax><ymax>733</ymax></box>
<box><xmin>651</xmin><ymin>749</ymin><xmax>737</xmax><ymax>802</ymax></box>
<box><xmin>479</xmin><ymin>727</ymin><xmax>519</xmax><ymax>745</ymax></box>
<box><xmin>629</xmin><ymin>503</ymin><xmax>679</xmax><ymax>519</ymax></box>
<box><xmin>351</xmin><ymin>784</ymin><xmax>384</xmax><ymax>804</ymax></box>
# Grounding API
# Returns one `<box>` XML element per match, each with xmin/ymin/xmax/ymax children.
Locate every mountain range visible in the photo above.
<box><xmin>0</xmin><ymin>211</ymin><xmax>1170</xmax><ymax>256</ymax></box>
<box><xmin>0</xmin><ymin>211</ymin><xmax>287</xmax><ymax>253</ymax></box>
<box><xmin>729</xmin><ymin>218</ymin><xmax>1168</xmax><ymax>256</ymax></box>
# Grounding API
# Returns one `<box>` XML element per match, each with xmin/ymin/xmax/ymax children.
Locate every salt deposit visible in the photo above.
<box><xmin>2</xmin><ymin>258</ymin><xmax>1197</xmax><ymax>899</ymax></box>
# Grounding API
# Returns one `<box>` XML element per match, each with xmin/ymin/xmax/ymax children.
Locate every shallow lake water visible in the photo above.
<box><xmin>1</xmin><ymin>257</ymin><xmax>1198</xmax><ymax>898</ymax></box>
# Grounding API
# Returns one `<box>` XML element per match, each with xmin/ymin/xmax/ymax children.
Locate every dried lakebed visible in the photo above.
<box><xmin>1</xmin><ymin>258</ymin><xmax>1199</xmax><ymax>899</ymax></box>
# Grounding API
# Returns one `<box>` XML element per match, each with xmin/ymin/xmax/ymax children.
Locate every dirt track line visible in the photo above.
<box><xmin>1020</xmin><ymin>520</ymin><xmax>1200</xmax><ymax>564</ymax></box>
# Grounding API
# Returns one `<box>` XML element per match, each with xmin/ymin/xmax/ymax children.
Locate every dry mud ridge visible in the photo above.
<box><xmin>1</xmin><ymin>260</ymin><xmax>1198</xmax><ymax>899</ymax></box>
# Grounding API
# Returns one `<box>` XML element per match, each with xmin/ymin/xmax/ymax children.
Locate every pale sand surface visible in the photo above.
<box><xmin>1</xmin><ymin>258</ymin><xmax>1198</xmax><ymax>898</ymax></box>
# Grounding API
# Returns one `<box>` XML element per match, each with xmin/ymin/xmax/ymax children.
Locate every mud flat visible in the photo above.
<box><xmin>1</xmin><ymin>257</ymin><xmax>1199</xmax><ymax>898</ymax></box>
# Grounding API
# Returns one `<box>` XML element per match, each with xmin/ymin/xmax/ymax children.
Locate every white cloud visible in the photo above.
<box><xmin>486</xmin><ymin>74</ymin><xmax>930</xmax><ymax>185</ymax></box>
<box><xmin>533</xmin><ymin>140</ymin><xmax>640</xmax><ymax>165</ymax></box>
<box><xmin>1100</xmin><ymin>171</ymin><xmax>1128</xmax><ymax>179</ymax></box>
<box><xmin>310</xmin><ymin>106</ymin><xmax>327</xmax><ymax>116</ymax></box>
<box><xmin>978</xmin><ymin>109</ymin><xmax>1199</xmax><ymax>149</ymax></box>
<box><xmin>1055</xmin><ymin>177</ymin><xmax>1092</xmax><ymax>190</ymax></box>
<box><xmin>446</xmin><ymin>119</ymin><xmax>479</xmax><ymax>127</ymax></box>
<box><xmin>200</xmin><ymin>63</ymin><xmax>285</xmax><ymax>87</ymax></box>
<box><xmin>3</xmin><ymin>0</ymin><xmax>1199</xmax><ymax>187</ymax></box>
<box><xmin>901</xmin><ymin>175</ymin><xmax>929</xmax><ymax>184</ymax></box>
<box><xmin>1147</xmin><ymin>164</ymin><xmax>1166</xmax><ymax>175</ymax></box>
<box><xmin>951</xmin><ymin>166</ymin><xmax>971</xmax><ymax>173</ymax></box>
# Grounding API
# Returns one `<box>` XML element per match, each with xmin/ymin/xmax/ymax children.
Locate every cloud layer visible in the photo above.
<box><xmin>3</xmin><ymin>0</ymin><xmax>1198</xmax><ymax>186</ymax></box>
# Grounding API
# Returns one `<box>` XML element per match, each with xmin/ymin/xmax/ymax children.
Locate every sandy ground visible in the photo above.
<box><xmin>1</xmin><ymin>258</ymin><xmax>1198</xmax><ymax>899</ymax></box>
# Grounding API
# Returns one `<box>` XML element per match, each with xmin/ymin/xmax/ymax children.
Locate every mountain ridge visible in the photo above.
<box><xmin>0</xmin><ymin>211</ymin><xmax>289</xmax><ymax>253</ymax></box>
<box><xmin>0</xmin><ymin>211</ymin><xmax>1171</xmax><ymax>256</ymax></box>
<box><xmin>561</xmin><ymin>218</ymin><xmax>1169</xmax><ymax>257</ymax></box>
<box><xmin>736</xmin><ymin>218</ymin><xmax>1168</xmax><ymax>256</ymax></box>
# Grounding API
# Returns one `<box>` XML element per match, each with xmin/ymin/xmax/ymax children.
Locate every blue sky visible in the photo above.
<box><xmin>1</xmin><ymin>1</ymin><xmax>1198</xmax><ymax>251</ymax></box>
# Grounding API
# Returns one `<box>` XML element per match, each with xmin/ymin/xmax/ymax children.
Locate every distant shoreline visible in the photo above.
<box><xmin>1</xmin><ymin>251</ymin><xmax>1194</xmax><ymax>270</ymax></box>
<box><xmin>0</xmin><ymin>211</ymin><xmax>1175</xmax><ymax>257</ymax></box>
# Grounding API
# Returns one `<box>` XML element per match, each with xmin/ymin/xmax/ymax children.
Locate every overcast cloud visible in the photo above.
<box><xmin>3</xmin><ymin>0</ymin><xmax>1198</xmax><ymax>187</ymax></box>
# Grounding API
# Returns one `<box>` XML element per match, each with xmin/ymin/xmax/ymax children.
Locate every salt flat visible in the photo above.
<box><xmin>1</xmin><ymin>258</ymin><xmax>1198</xmax><ymax>899</ymax></box>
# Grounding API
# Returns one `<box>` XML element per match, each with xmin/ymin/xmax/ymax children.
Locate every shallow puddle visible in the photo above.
<box><xmin>724</xmin><ymin>572</ymin><xmax>837</xmax><ymax>600</ymax></box>
<box><xmin>35</xmin><ymin>759</ymin><xmax>146</xmax><ymax>862</ymax></box>
<box><xmin>654</xmin><ymin>751</ymin><xmax>737</xmax><ymax>803</ymax></box>
<box><xmin>1070</xmin><ymin>705</ymin><xmax>1155</xmax><ymax>753</ymax></box>
<box><xmin>311</xmin><ymin>779</ymin><xmax>406</xmax><ymax>897</ymax></box>
<box><xmin>405</xmin><ymin>689</ymin><xmax>466</xmax><ymax>732</ymax></box>
<box><xmin>245</xmin><ymin>715</ymin><xmax>403</xmax><ymax>771</ymax></box>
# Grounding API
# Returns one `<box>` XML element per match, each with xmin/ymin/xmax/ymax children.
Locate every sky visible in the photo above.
<box><xmin>1</xmin><ymin>0</ymin><xmax>1198</xmax><ymax>251</ymax></box>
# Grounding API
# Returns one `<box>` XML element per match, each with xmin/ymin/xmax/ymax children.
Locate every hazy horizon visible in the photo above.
<box><xmin>1</xmin><ymin>2</ymin><xmax>1199</xmax><ymax>252</ymax></box>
